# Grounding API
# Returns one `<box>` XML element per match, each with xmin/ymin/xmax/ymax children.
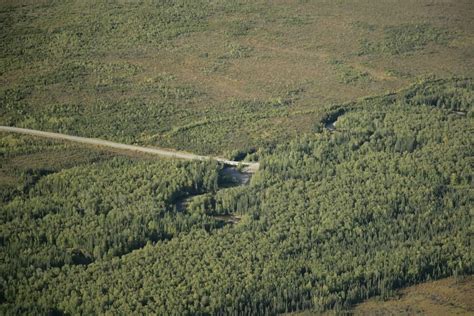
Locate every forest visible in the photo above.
<box><xmin>1</xmin><ymin>78</ymin><xmax>472</xmax><ymax>314</ymax></box>
<box><xmin>1</xmin><ymin>0</ymin><xmax>473</xmax><ymax>314</ymax></box>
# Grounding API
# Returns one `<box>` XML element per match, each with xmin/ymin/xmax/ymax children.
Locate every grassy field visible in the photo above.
<box><xmin>352</xmin><ymin>276</ymin><xmax>474</xmax><ymax>315</ymax></box>
<box><xmin>289</xmin><ymin>276</ymin><xmax>474</xmax><ymax>315</ymax></box>
<box><xmin>1</xmin><ymin>0</ymin><xmax>473</xmax><ymax>156</ymax></box>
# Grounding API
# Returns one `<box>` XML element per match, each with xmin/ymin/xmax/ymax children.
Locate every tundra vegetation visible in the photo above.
<box><xmin>1</xmin><ymin>0</ymin><xmax>473</xmax><ymax>315</ymax></box>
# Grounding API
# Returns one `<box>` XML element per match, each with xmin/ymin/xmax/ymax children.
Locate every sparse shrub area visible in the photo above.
<box><xmin>359</xmin><ymin>24</ymin><xmax>455</xmax><ymax>55</ymax></box>
<box><xmin>225</xmin><ymin>20</ymin><xmax>255</xmax><ymax>37</ymax></box>
<box><xmin>204</xmin><ymin>43</ymin><xmax>254</xmax><ymax>74</ymax></box>
<box><xmin>1</xmin><ymin>1</ymin><xmax>471</xmax><ymax>158</ymax></box>
<box><xmin>329</xmin><ymin>59</ymin><xmax>374</xmax><ymax>85</ymax></box>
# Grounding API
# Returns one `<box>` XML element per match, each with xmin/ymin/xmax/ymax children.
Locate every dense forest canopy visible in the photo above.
<box><xmin>1</xmin><ymin>78</ymin><xmax>472</xmax><ymax>314</ymax></box>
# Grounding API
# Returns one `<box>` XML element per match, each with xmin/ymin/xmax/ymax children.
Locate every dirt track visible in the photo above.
<box><xmin>0</xmin><ymin>126</ymin><xmax>259</xmax><ymax>172</ymax></box>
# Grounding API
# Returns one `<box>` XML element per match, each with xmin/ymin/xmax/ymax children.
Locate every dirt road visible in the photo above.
<box><xmin>0</xmin><ymin>126</ymin><xmax>259</xmax><ymax>172</ymax></box>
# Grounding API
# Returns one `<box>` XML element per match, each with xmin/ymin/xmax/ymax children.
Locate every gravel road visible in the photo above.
<box><xmin>0</xmin><ymin>126</ymin><xmax>259</xmax><ymax>172</ymax></box>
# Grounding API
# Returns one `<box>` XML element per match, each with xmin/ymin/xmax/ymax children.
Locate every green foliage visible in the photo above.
<box><xmin>1</xmin><ymin>0</ymin><xmax>473</xmax><ymax>314</ymax></box>
<box><xmin>329</xmin><ymin>59</ymin><xmax>374</xmax><ymax>85</ymax></box>
<box><xmin>1</xmin><ymin>1</ymin><xmax>211</xmax><ymax>65</ymax></box>
<box><xmin>401</xmin><ymin>78</ymin><xmax>473</xmax><ymax>111</ymax></box>
<box><xmin>204</xmin><ymin>43</ymin><xmax>254</xmax><ymax>74</ymax></box>
<box><xmin>1</xmin><ymin>155</ymin><xmax>221</xmax><ymax>278</ymax></box>
<box><xmin>1</xmin><ymin>0</ymin><xmax>470</xmax><ymax>159</ymax></box>
<box><xmin>1</xmin><ymin>79</ymin><xmax>472</xmax><ymax>315</ymax></box>
<box><xmin>0</xmin><ymin>135</ymin><xmax>113</xmax><ymax>204</ymax></box>
<box><xmin>225</xmin><ymin>147</ymin><xmax>257</xmax><ymax>161</ymax></box>
<box><xmin>360</xmin><ymin>24</ymin><xmax>454</xmax><ymax>55</ymax></box>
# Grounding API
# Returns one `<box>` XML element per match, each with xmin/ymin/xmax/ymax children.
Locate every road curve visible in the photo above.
<box><xmin>0</xmin><ymin>126</ymin><xmax>259</xmax><ymax>172</ymax></box>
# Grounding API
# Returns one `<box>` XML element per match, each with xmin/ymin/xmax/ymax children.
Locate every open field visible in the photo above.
<box><xmin>1</xmin><ymin>0</ymin><xmax>473</xmax><ymax>156</ymax></box>
<box><xmin>289</xmin><ymin>276</ymin><xmax>474</xmax><ymax>315</ymax></box>
<box><xmin>353</xmin><ymin>276</ymin><xmax>474</xmax><ymax>315</ymax></box>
